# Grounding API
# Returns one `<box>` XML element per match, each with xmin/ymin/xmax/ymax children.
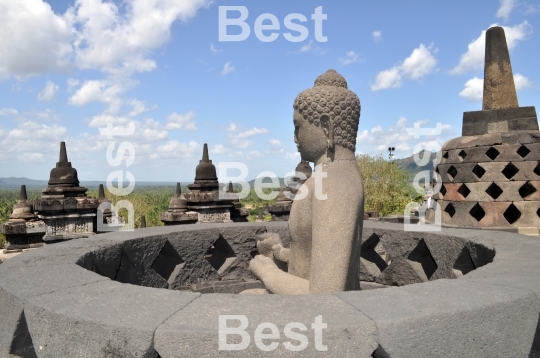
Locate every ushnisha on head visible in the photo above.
<box><xmin>293</xmin><ymin>69</ymin><xmax>361</xmax><ymax>153</ymax></box>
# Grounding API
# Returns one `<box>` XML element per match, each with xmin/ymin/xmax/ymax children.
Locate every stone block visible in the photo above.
<box><xmin>440</xmin><ymin>183</ymin><xmax>468</xmax><ymax>201</ymax></box>
<box><xmin>511</xmin><ymin>161</ymin><xmax>540</xmax><ymax>181</ymax></box>
<box><xmin>511</xmin><ymin>201</ymin><xmax>540</xmax><ymax>227</ymax></box>
<box><xmin>154</xmin><ymin>293</ymin><xmax>378</xmax><ymax>357</ymax></box>
<box><xmin>438</xmin><ymin>200</ymin><xmax>480</xmax><ymax>227</ymax></box>
<box><xmin>477</xmin><ymin>201</ymin><xmax>516</xmax><ymax>227</ymax></box>
<box><xmin>474</xmin><ymin>161</ymin><xmax>515</xmax><ymax>182</ymax></box>
<box><xmin>491</xmin><ymin>181</ymin><xmax>528</xmax><ymax>201</ymax></box>
<box><xmin>212</xmin><ymin>279</ymin><xmax>265</xmax><ymax>294</ymax></box>
<box><xmin>436</xmin><ymin>163</ymin><xmax>477</xmax><ymax>183</ymax></box>
<box><xmin>375</xmin><ymin>256</ymin><xmax>425</xmax><ymax>286</ymax></box>
<box><xmin>24</xmin><ymin>281</ymin><xmax>199</xmax><ymax>358</ymax></box>
<box><xmin>161</xmin><ymin>228</ymin><xmax>221</xmax><ymax>289</ymax></box>
<box><xmin>336</xmin><ymin>280</ymin><xmax>539</xmax><ymax>358</ymax></box>
<box><xmin>462</xmin><ymin>107</ymin><xmax>538</xmax><ymax>136</ymax></box>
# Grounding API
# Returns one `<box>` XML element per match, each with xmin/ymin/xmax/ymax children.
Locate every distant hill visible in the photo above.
<box><xmin>394</xmin><ymin>150</ymin><xmax>438</xmax><ymax>182</ymax></box>
<box><xmin>0</xmin><ymin>177</ymin><xmax>191</xmax><ymax>189</ymax></box>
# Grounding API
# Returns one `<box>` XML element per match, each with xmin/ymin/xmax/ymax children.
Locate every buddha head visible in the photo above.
<box><xmin>293</xmin><ymin>69</ymin><xmax>360</xmax><ymax>163</ymax></box>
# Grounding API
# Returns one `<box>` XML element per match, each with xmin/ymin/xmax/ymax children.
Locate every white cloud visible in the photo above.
<box><xmin>0</xmin><ymin>0</ymin><xmax>72</xmax><ymax>79</ymax></box>
<box><xmin>298</xmin><ymin>40</ymin><xmax>326</xmax><ymax>55</ymax></box>
<box><xmin>37</xmin><ymin>81</ymin><xmax>59</xmax><ymax>101</ymax></box>
<box><xmin>0</xmin><ymin>0</ymin><xmax>212</xmax><ymax>79</ymax></box>
<box><xmin>221</xmin><ymin>62</ymin><xmax>235</xmax><ymax>76</ymax></box>
<box><xmin>356</xmin><ymin>117</ymin><xmax>453</xmax><ymax>155</ymax></box>
<box><xmin>157</xmin><ymin>140</ymin><xmax>201</xmax><ymax>159</ymax></box>
<box><xmin>450</xmin><ymin>21</ymin><xmax>532</xmax><ymax>75</ymax></box>
<box><xmin>18</xmin><ymin>152</ymin><xmax>45</xmax><ymax>162</ymax></box>
<box><xmin>246</xmin><ymin>150</ymin><xmax>263</xmax><ymax>160</ymax></box>
<box><xmin>69</xmin><ymin>78</ymin><xmax>135</xmax><ymax>113</ymax></box>
<box><xmin>514</xmin><ymin>73</ymin><xmax>533</xmax><ymax>90</ymax></box>
<box><xmin>128</xmin><ymin>100</ymin><xmax>150</xmax><ymax>117</ymax></box>
<box><xmin>285</xmin><ymin>152</ymin><xmax>300</xmax><ymax>160</ymax></box>
<box><xmin>210</xmin><ymin>144</ymin><xmax>229</xmax><ymax>154</ymax></box>
<box><xmin>372</xmin><ymin>30</ymin><xmax>382</xmax><ymax>43</ymax></box>
<box><xmin>525</xmin><ymin>4</ymin><xmax>540</xmax><ymax>14</ymax></box>
<box><xmin>339</xmin><ymin>51</ymin><xmax>360</xmax><ymax>65</ymax></box>
<box><xmin>401</xmin><ymin>44</ymin><xmax>438</xmax><ymax>79</ymax></box>
<box><xmin>268</xmin><ymin>139</ymin><xmax>285</xmax><ymax>153</ymax></box>
<box><xmin>226</xmin><ymin>123</ymin><xmax>269</xmax><ymax>148</ymax></box>
<box><xmin>210</xmin><ymin>43</ymin><xmax>222</xmax><ymax>53</ymax></box>
<box><xmin>459</xmin><ymin>77</ymin><xmax>484</xmax><ymax>102</ymax></box>
<box><xmin>496</xmin><ymin>0</ymin><xmax>518</xmax><ymax>21</ymax></box>
<box><xmin>165</xmin><ymin>111</ymin><xmax>197</xmax><ymax>131</ymax></box>
<box><xmin>0</xmin><ymin>108</ymin><xmax>19</xmax><ymax>117</ymax></box>
<box><xmin>67</xmin><ymin>78</ymin><xmax>80</xmax><ymax>91</ymax></box>
<box><xmin>371</xmin><ymin>44</ymin><xmax>437</xmax><ymax>91</ymax></box>
<box><xmin>459</xmin><ymin>74</ymin><xmax>533</xmax><ymax>102</ymax></box>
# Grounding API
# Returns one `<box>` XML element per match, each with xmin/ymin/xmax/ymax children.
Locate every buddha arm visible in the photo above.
<box><xmin>249</xmin><ymin>255</ymin><xmax>309</xmax><ymax>294</ymax></box>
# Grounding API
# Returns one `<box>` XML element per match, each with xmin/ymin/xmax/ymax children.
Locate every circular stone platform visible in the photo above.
<box><xmin>1</xmin><ymin>221</ymin><xmax>539</xmax><ymax>357</ymax></box>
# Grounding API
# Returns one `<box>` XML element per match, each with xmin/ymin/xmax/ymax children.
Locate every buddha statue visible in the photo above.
<box><xmin>249</xmin><ymin>69</ymin><xmax>364</xmax><ymax>294</ymax></box>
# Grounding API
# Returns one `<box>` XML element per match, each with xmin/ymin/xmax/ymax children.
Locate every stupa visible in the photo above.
<box><xmin>1</xmin><ymin>185</ymin><xmax>46</xmax><ymax>252</ymax></box>
<box><xmin>33</xmin><ymin>142</ymin><xmax>100</xmax><ymax>242</ymax></box>
<box><xmin>433</xmin><ymin>26</ymin><xmax>540</xmax><ymax>233</ymax></box>
<box><xmin>160</xmin><ymin>144</ymin><xmax>249</xmax><ymax>225</ymax></box>
<box><xmin>267</xmin><ymin>159</ymin><xmax>312</xmax><ymax>221</ymax></box>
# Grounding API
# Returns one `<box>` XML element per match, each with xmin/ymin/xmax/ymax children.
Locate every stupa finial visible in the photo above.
<box><xmin>482</xmin><ymin>26</ymin><xmax>519</xmax><ymax>110</ymax></box>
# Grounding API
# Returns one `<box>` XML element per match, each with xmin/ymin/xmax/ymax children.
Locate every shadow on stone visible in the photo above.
<box><xmin>453</xmin><ymin>246</ymin><xmax>476</xmax><ymax>276</ymax></box>
<box><xmin>151</xmin><ymin>240</ymin><xmax>185</xmax><ymax>282</ymax></box>
<box><xmin>361</xmin><ymin>233</ymin><xmax>388</xmax><ymax>272</ymax></box>
<box><xmin>407</xmin><ymin>239</ymin><xmax>437</xmax><ymax>280</ymax></box>
<box><xmin>205</xmin><ymin>236</ymin><xmax>237</xmax><ymax>274</ymax></box>
<box><xmin>372</xmin><ymin>344</ymin><xmax>391</xmax><ymax>358</ymax></box>
<box><xmin>530</xmin><ymin>314</ymin><xmax>540</xmax><ymax>358</ymax></box>
<box><xmin>9</xmin><ymin>310</ymin><xmax>38</xmax><ymax>358</ymax></box>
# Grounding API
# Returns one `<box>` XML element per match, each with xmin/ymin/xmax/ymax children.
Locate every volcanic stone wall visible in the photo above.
<box><xmin>434</xmin><ymin>131</ymin><xmax>540</xmax><ymax>228</ymax></box>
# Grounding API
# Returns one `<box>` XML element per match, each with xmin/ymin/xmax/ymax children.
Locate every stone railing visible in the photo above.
<box><xmin>0</xmin><ymin>221</ymin><xmax>539</xmax><ymax>357</ymax></box>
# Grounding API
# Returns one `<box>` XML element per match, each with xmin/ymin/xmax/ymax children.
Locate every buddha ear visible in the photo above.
<box><xmin>320</xmin><ymin>114</ymin><xmax>334</xmax><ymax>149</ymax></box>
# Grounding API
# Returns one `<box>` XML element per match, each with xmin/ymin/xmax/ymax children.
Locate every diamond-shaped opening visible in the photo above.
<box><xmin>457</xmin><ymin>184</ymin><xmax>471</xmax><ymax>198</ymax></box>
<box><xmin>407</xmin><ymin>239</ymin><xmax>437</xmax><ymax>280</ymax></box>
<box><xmin>485</xmin><ymin>147</ymin><xmax>500</xmax><ymax>160</ymax></box>
<box><xmin>517</xmin><ymin>145</ymin><xmax>531</xmax><ymax>158</ymax></box>
<box><xmin>361</xmin><ymin>233</ymin><xmax>388</xmax><ymax>272</ymax></box>
<box><xmin>458</xmin><ymin>150</ymin><xmax>467</xmax><ymax>161</ymax></box>
<box><xmin>442</xmin><ymin>151</ymin><xmax>449</xmax><ymax>159</ymax></box>
<box><xmin>151</xmin><ymin>240</ymin><xmax>185</xmax><ymax>282</ymax></box>
<box><xmin>444</xmin><ymin>203</ymin><xmax>456</xmax><ymax>218</ymax></box>
<box><xmin>472</xmin><ymin>164</ymin><xmax>486</xmax><ymax>179</ymax></box>
<box><xmin>529</xmin><ymin>314</ymin><xmax>540</xmax><ymax>358</ymax></box>
<box><xmin>10</xmin><ymin>311</ymin><xmax>38</xmax><ymax>358</ymax></box>
<box><xmin>372</xmin><ymin>344</ymin><xmax>391</xmax><ymax>358</ymax></box>
<box><xmin>519</xmin><ymin>181</ymin><xmax>537</xmax><ymax>199</ymax></box>
<box><xmin>205</xmin><ymin>236</ymin><xmax>237</xmax><ymax>274</ymax></box>
<box><xmin>469</xmin><ymin>203</ymin><xmax>486</xmax><ymax>222</ymax></box>
<box><xmin>485</xmin><ymin>183</ymin><xmax>503</xmax><ymax>200</ymax></box>
<box><xmin>452</xmin><ymin>246</ymin><xmax>475</xmax><ymax>276</ymax></box>
<box><xmin>538</xmin><ymin>208</ymin><xmax>540</xmax><ymax>218</ymax></box>
<box><xmin>435</xmin><ymin>166</ymin><xmax>440</xmax><ymax>174</ymax></box>
<box><xmin>503</xmin><ymin>204</ymin><xmax>521</xmax><ymax>224</ymax></box>
<box><xmin>502</xmin><ymin>163</ymin><xmax>519</xmax><ymax>179</ymax></box>
<box><xmin>534</xmin><ymin>162</ymin><xmax>540</xmax><ymax>177</ymax></box>
<box><xmin>447</xmin><ymin>165</ymin><xmax>458</xmax><ymax>180</ymax></box>
<box><xmin>438</xmin><ymin>184</ymin><xmax>446</xmax><ymax>197</ymax></box>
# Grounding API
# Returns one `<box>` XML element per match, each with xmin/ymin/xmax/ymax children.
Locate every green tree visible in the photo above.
<box><xmin>357</xmin><ymin>154</ymin><xmax>421</xmax><ymax>216</ymax></box>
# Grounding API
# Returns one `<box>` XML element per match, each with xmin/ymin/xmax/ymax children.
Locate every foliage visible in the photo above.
<box><xmin>357</xmin><ymin>154</ymin><xmax>421</xmax><ymax>216</ymax></box>
<box><xmin>87</xmin><ymin>186</ymin><xmax>176</xmax><ymax>229</ymax></box>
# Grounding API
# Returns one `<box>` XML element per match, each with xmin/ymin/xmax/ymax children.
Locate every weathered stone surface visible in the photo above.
<box><xmin>376</xmin><ymin>256</ymin><xmax>425</xmax><ymax>286</ymax></box>
<box><xmin>25</xmin><ymin>281</ymin><xmax>199</xmax><ymax>358</ymax></box>
<box><xmin>212</xmin><ymin>279</ymin><xmax>265</xmax><ymax>294</ymax></box>
<box><xmin>155</xmin><ymin>293</ymin><xmax>378</xmax><ymax>357</ymax></box>
<box><xmin>337</xmin><ymin>280</ymin><xmax>539</xmax><ymax>358</ymax></box>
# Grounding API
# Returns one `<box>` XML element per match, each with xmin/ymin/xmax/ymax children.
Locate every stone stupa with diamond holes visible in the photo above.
<box><xmin>433</xmin><ymin>26</ymin><xmax>540</xmax><ymax>233</ymax></box>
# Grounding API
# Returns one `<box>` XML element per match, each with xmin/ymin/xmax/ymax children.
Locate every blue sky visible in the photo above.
<box><xmin>0</xmin><ymin>0</ymin><xmax>539</xmax><ymax>182</ymax></box>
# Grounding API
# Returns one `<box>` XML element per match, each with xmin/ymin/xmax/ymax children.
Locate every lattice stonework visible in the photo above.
<box><xmin>433</xmin><ymin>137</ymin><xmax>540</xmax><ymax>228</ymax></box>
